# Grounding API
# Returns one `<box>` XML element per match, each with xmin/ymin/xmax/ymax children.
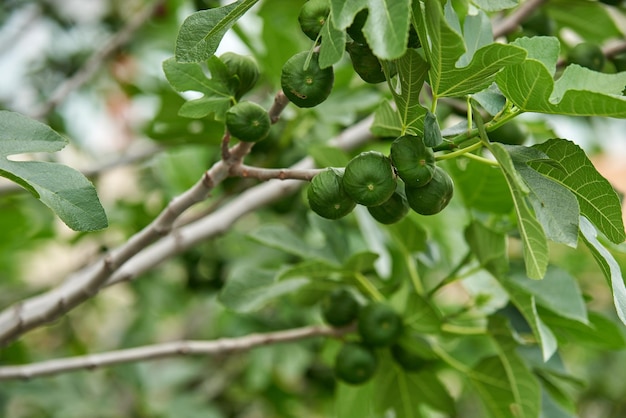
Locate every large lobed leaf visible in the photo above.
<box><xmin>0</xmin><ymin>111</ymin><xmax>107</xmax><ymax>231</ymax></box>
<box><xmin>530</xmin><ymin>138</ymin><xmax>625</xmax><ymax>244</ymax></box>
<box><xmin>414</xmin><ymin>0</ymin><xmax>526</xmax><ymax>98</ymax></box>
<box><xmin>496</xmin><ymin>37</ymin><xmax>626</xmax><ymax>117</ymax></box>
<box><xmin>175</xmin><ymin>0</ymin><xmax>259</xmax><ymax>63</ymax></box>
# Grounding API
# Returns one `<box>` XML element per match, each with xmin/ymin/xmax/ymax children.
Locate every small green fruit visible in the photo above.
<box><xmin>225</xmin><ymin>101</ymin><xmax>270</xmax><ymax>142</ymax></box>
<box><xmin>346</xmin><ymin>9</ymin><xmax>368</xmax><ymax>45</ymax></box>
<box><xmin>220</xmin><ymin>52</ymin><xmax>259</xmax><ymax>100</ymax></box>
<box><xmin>567</xmin><ymin>42</ymin><xmax>605</xmax><ymax>72</ymax></box>
<box><xmin>390</xmin><ymin>343</ymin><xmax>427</xmax><ymax>371</ymax></box>
<box><xmin>405</xmin><ymin>166</ymin><xmax>454</xmax><ymax>216</ymax></box>
<box><xmin>347</xmin><ymin>42</ymin><xmax>387</xmax><ymax>84</ymax></box>
<box><xmin>307</xmin><ymin>168</ymin><xmax>356</xmax><ymax>220</ymax></box>
<box><xmin>334</xmin><ymin>343</ymin><xmax>378</xmax><ymax>385</ymax></box>
<box><xmin>343</xmin><ymin>151</ymin><xmax>397</xmax><ymax>207</ymax></box>
<box><xmin>390</xmin><ymin>135</ymin><xmax>436</xmax><ymax>187</ymax></box>
<box><xmin>367</xmin><ymin>191</ymin><xmax>409</xmax><ymax>225</ymax></box>
<box><xmin>358</xmin><ymin>303</ymin><xmax>403</xmax><ymax>347</ymax></box>
<box><xmin>321</xmin><ymin>288</ymin><xmax>360</xmax><ymax>327</ymax></box>
<box><xmin>488</xmin><ymin>122</ymin><xmax>526</xmax><ymax>145</ymax></box>
<box><xmin>298</xmin><ymin>0</ymin><xmax>330</xmax><ymax>41</ymax></box>
<box><xmin>612</xmin><ymin>52</ymin><xmax>626</xmax><ymax>72</ymax></box>
<box><xmin>281</xmin><ymin>51</ymin><xmax>334</xmax><ymax>108</ymax></box>
<box><xmin>521</xmin><ymin>11</ymin><xmax>555</xmax><ymax>37</ymax></box>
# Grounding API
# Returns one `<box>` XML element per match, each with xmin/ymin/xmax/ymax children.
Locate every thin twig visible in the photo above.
<box><xmin>0</xmin><ymin>325</ymin><xmax>355</xmax><ymax>380</ymax></box>
<box><xmin>492</xmin><ymin>0</ymin><xmax>548</xmax><ymax>39</ymax></box>
<box><xmin>30</xmin><ymin>0</ymin><xmax>164</xmax><ymax>120</ymax></box>
<box><xmin>231</xmin><ymin>164</ymin><xmax>323</xmax><ymax>181</ymax></box>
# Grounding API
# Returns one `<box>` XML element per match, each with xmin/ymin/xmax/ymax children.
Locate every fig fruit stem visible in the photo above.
<box><xmin>405</xmin><ymin>252</ymin><xmax>424</xmax><ymax>295</ymax></box>
<box><xmin>353</xmin><ymin>272</ymin><xmax>385</xmax><ymax>301</ymax></box>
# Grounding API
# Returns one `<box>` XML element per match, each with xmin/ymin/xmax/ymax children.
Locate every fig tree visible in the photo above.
<box><xmin>390</xmin><ymin>135</ymin><xmax>436</xmax><ymax>187</ymax></box>
<box><xmin>405</xmin><ymin>166</ymin><xmax>454</xmax><ymax>216</ymax></box>
<box><xmin>281</xmin><ymin>51</ymin><xmax>334</xmax><ymax>108</ymax></box>
<box><xmin>298</xmin><ymin>0</ymin><xmax>330</xmax><ymax>41</ymax></box>
<box><xmin>334</xmin><ymin>343</ymin><xmax>378</xmax><ymax>385</ymax></box>
<box><xmin>307</xmin><ymin>168</ymin><xmax>356</xmax><ymax>220</ymax></box>
<box><xmin>220</xmin><ymin>52</ymin><xmax>259</xmax><ymax>100</ymax></box>
<box><xmin>357</xmin><ymin>303</ymin><xmax>403</xmax><ymax>347</ymax></box>
<box><xmin>225</xmin><ymin>101</ymin><xmax>270</xmax><ymax>142</ymax></box>
<box><xmin>342</xmin><ymin>151</ymin><xmax>397</xmax><ymax>207</ymax></box>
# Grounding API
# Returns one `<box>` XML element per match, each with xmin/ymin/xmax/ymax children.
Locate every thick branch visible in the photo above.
<box><xmin>0</xmin><ymin>325</ymin><xmax>354</xmax><ymax>380</ymax></box>
<box><xmin>0</xmin><ymin>116</ymin><xmax>373</xmax><ymax>346</ymax></box>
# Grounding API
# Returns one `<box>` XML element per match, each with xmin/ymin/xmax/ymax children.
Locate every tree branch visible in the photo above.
<box><xmin>492</xmin><ymin>0</ymin><xmax>548</xmax><ymax>39</ymax></box>
<box><xmin>0</xmin><ymin>324</ymin><xmax>354</xmax><ymax>380</ymax></box>
<box><xmin>30</xmin><ymin>0</ymin><xmax>164</xmax><ymax>120</ymax></box>
<box><xmin>231</xmin><ymin>164</ymin><xmax>323</xmax><ymax>181</ymax></box>
<box><xmin>0</xmin><ymin>115</ymin><xmax>373</xmax><ymax>346</ymax></box>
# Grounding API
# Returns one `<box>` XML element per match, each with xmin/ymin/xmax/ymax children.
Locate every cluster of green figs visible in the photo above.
<box><xmin>321</xmin><ymin>288</ymin><xmax>431</xmax><ymax>385</ymax></box>
<box><xmin>308</xmin><ymin>136</ymin><xmax>454</xmax><ymax>223</ymax></box>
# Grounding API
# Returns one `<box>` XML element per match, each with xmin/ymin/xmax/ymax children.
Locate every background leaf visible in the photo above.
<box><xmin>363</xmin><ymin>0</ymin><xmax>411</xmax><ymax>60</ymax></box>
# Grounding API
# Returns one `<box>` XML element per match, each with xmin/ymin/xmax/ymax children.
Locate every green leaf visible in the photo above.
<box><xmin>362</xmin><ymin>0</ymin><xmax>411</xmax><ymax>60</ymax></box>
<box><xmin>500</xmin><ymin>282</ymin><xmax>558</xmax><ymax>361</ymax></box>
<box><xmin>415</xmin><ymin>0</ymin><xmax>526</xmax><ymax>98</ymax></box>
<box><xmin>546</xmin><ymin>0</ymin><xmax>621</xmax><ymax>43</ymax></box>
<box><xmin>470</xmin><ymin>316</ymin><xmax>541</xmax><ymax>418</ymax></box>
<box><xmin>330</xmin><ymin>0</ymin><xmax>367</xmax><ymax>29</ymax></box>
<box><xmin>540</xmin><ymin>308</ymin><xmax>626</xmax><ymax>350</ymax></box>
<box><xmin>319</xmin><ymin>14</ymin><xmax>346</xmax><ymax>68</ymax></box>
<box><xmin>423</xmin><ymin>111</ymin><xmax>443</xmax><ymax>147</ymax></box>
<box><xmin>0</xmin><ymin>111</ymin><xmax>107</xmax><ymax>231</ymax></box>
<box><xmin>507</xmin><ymin>145</ymin><xmax>579</xmax><ymax>248</ymax></box>
<box><xmin>465</xmin><ymin>220</ymin><xmax>508</xmax><ymax>276</ymax></box>
<box><xmin>175</xmin><ymin>0</ymin><xmax>259</xmax><ymax>63</ymax></box>
<box><xmin>490</xmin><ymin>143</ymin><xmax>549</xmax><ymax>279</ymax></box>
<box><xmin>308</xmin><ymin>145</ymin><xmax>351</xmax><ymax>168</ymax></box>
<box><xmin>371</xmin><ymin>100</ymin><xmax>404</xmax><ymax>137</ymax></box>
<box><xmin>404</xmin><ymin>292</ymin><xmax>442</xmax><ymax>334</ymax></box>
<box><xmin>162</xmin><ymin>56</ymin><xmax>234</xmax><ymax>120</ymax></box>
<box><xmin>374</xmin><ymin>357</ymin><xmax>455</xmax><ymax>416</ymax></box>
<box><xmin>390</xmin><ymin>48</ymin><xmax>430</xmax><ymax>136</ymax></box>
<box><xmin>447</xmin><ymin>158</ymin><xmax>513</xmax><ymax>214</ymax></box>
<box><xmin>496</xmin><ymin>37</ymin><xmax>626</xmax><ymax>117</ymax></box>
<box><xmin>579</xmin><ymin>216</ymin><xmax>626</xmax><ymax>325</ymax></box>
<box><xmin>248</xmin><ymin>224</ymin><xmax>340</xmax><ymax>264</ymax></box>
<box><xmin>219</xmin><ymin>265</ymin><xmax>309</xmax><ymax>313</ymax></box>
<box><xmin>471</xmin><ymin>0</ymin><xmax>518</xmax><ymax>12</ymax></box>
<box><xmin>509</xmin><ymin>266</ymin><xmax>588</xmax><ymax>325</ymax></box>
<box><xmin>531</xmin><ymin>138</ymin><xmax>625</xmax><ymax>244</ymax></box>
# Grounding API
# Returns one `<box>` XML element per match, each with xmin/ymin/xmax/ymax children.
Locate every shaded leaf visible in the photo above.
<box><xmin>319</xmin><ymin>14</ymin><xmax>346</xmax><ymax>68</ymax></box>
<box><xmin>465</xmin><ymin>220</ymin><xmax>508</xmax><ymax>276</ymax></box>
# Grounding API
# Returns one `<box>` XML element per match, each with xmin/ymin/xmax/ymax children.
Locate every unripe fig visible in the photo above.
<box><xmin>298</xmin><ymin>0</ymin><xmax>330</xmax><ymax>41</ymax></box>
<box><xmin>281</xmin><ymin>51</ymin><xmax>334</xmax><ymax>108</ymax></box>
<box><xmin>611</xmin><ymin>52</ymin><xmax>626</xmax><ymax>72</ymax></box>
<box><xmin>567</xmin><ymin>42</ymin><xmax>605</xmax><ymax>72</ymax></box>
<box><xmin>321</xmin><ymin>288</ymin><xmax>360</xmax><ymax>327</ymax></box>
<box><xmin>225</xmin><ymin>101</ymin><xmax>270</xmax><ymax>142</ymax></box>
<box><xmin>346</xmin><ymin>9</ymin><xmax>368</xmax><ymax>45</ymax></box>
<box><xmin>307</xmin><ymin>168</ymin><xmax>356</xmax><ymax>220</ymax></box>
<box><xmin>334</xmin><ymin>343</ymin><xmax>378</xmax><ymax>385</ymax></box>
<box><xmin>488</xmin><ymin>122</ymin><xmax>526</xmax><ymax>145</ymax></box>
<box><xmin>342</xmin><ymin>151</ymin><xmax>397</xmax><ymax>207</ymax></box>
<box><xmin>220</xmin><ymin>52</ymin><xmax>259</xmax><ymax>99</ymax></box>
<box><xmin>390</xmin><ymin>135</ymin><xmax>436</xmax><ymax>187</ymax></box>
<box><xmin>358</xmin><ymin>302</ymin><xmax>403</xmax><ymax>347</ymax></box>
<box><xmin>521</xmin><ymin>10</ymin><xmax>555</xmax><ymax>37</ymax></box>
<box><xmin>367</xmin><ymin>190</ymin><xmax>409</xmax><ymax>224</ymax></box>
<box><xmin>405</xmin><ymin>166</ymin><xmax>454</xmax><ymax>216</ymax></box>
<box><xmin>347</xmin><ymin>42</ymin><xmax>387</xmax><ymax>84</ymax></box>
